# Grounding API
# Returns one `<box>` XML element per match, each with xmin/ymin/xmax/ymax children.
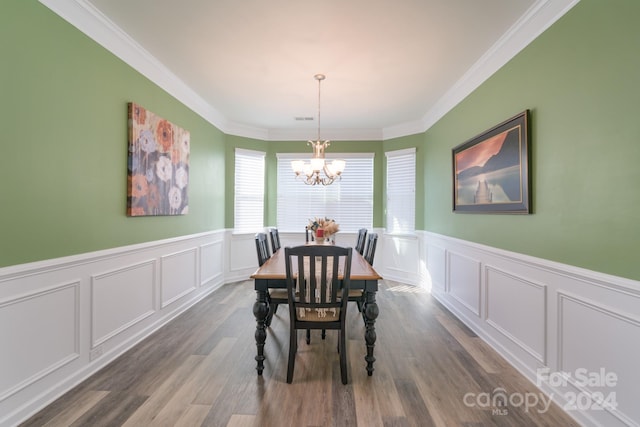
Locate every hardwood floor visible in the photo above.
<box><xmin>21</xmin><ymin>280</ymin><xmax>581</xmax><ymax>427</ymax></box>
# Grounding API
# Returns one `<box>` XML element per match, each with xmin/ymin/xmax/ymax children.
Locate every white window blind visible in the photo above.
<box><xmin>386</xmin><ymin>148</ymin><xmax>415</xmax><ymax>234</ymax></box>
<box><xmin>277</xmin><ymin>153</ymin><xmax>374</xmax><ymax>233</ymax></box>
<box><xmin>234</xmin><ymin>148</ymin><xmax>265</xmax><ymax>232</ymax></box>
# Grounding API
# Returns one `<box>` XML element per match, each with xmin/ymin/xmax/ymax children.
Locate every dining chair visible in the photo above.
<box><xmin>354</xmin><ymin>228</ymin><xmax>367</xmax><ymax>255</ymax></box>
<box><xmin>254</xmin><ymin>232</ymin><xmax>271</xmax><ymax>266</ymax></box>
<box><xmin>348</xmin><ymin>232</ymin><xmax>378</xmax><ymax>314</ymax></box>
<box><xmin>363</xmin><ymin>232</ymin><xmax>378</xmax><ymax>265</ymax></box>
<box><xmin>269</xmin><ymin>228</ymin><xmax>281</xmax><ymax>254</ymax></box>
<box><xmin>284</xmin><ymin>245</ymin><xmax>353</xmax><ymax>384</ymax></box>
<box><xmin>305</xmin><ymin>226</ymin><xmax>315</xmax><ymax>243</ymax></box>
<box><xmin>255</xmin><ymin>233</ymin><xmax>286</xmax><ymax>326</ymax></box>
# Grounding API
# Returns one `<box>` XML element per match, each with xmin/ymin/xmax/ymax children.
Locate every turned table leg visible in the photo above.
<box><xmin>253</xmin><ymin>288</ymin><xmax>269</xmax><ymax>375</ymax></box>
<box><xmin>363</xmin><ymin>289</ymin><xmax>379</xmax><ymax>376</ymax></box>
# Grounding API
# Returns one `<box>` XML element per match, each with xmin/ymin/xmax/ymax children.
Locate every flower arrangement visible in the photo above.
<box><xmin>308</xmin><ymin>217</ymin><xmax>340</xmax><ymax>238</ymax></box>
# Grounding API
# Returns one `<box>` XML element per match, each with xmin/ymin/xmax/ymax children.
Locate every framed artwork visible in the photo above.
<box><xmin>452</xmin><ymin>110</ymin><xmax>530</xmax><ymax>214</ymax></box>
<box><xmin>127</xmin><ymin>102</ymin><xmax>190</xmax><ymax>216</ymax></box>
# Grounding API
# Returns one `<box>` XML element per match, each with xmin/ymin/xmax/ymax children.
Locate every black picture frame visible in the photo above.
<box><xmin>452</xmin><ymin>110</ymin><xmax>530</xmax><ymax>214</ymax></box>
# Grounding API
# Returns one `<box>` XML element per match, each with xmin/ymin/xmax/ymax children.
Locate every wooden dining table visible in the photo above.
<box><xmin>250</xmin><ymin>245</ymin><xmax>383</xmax><ymax>377</ymax></box>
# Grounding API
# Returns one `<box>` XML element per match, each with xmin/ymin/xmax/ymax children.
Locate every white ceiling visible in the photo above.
<box><xmin>42</xmin><ymin>0</ymin><xmax>577</xmax><ymax>140</ymax></box>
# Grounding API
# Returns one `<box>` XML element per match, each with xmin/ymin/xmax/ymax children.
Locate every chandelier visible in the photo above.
<box><xmin>291</xmin><ymin>74</ymin><xmax>345</xmax><ymax>185</ymax></box>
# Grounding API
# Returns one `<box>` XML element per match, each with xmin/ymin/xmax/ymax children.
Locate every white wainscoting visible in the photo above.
<box><xmin>91</xmin><ymin>260</ymin><xmax>156</xmax><ymax>349</ymax></box>
<box><xmin>418</xmin><ymin>231</ymin><xmax>640</xmax><ymax>427</ymax></box>
<box><xmin>226</xmin><ymin>231</ymin><xmax>261</xmax><ymax>284</ymax></box>
<box><xmin>378</xmin><ymin>232</ymin><xmax>420</xmax><ymax>285</ymax></box>
<box><xmin>3</xmin><ymin>228</ymin><xmax>639</xmax><ymax>427</ymax></box>
<box><xmin>0</xmin><ymin>231</ymin><xmax>225</xmax><ymax>427</ymax></box>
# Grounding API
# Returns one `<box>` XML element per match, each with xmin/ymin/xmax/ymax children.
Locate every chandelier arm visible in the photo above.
<box><xmin>322</xmin><ymin>163</ymin><xmax>334</xmax><ymax>179</ymax></box>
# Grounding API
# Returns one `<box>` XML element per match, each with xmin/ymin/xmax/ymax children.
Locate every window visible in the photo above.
<box><xmin>277</xmin><ymin>153</ymin><xmax>374</xmax><ymax>233</ymax></box>
<box><xmin>234</xmin><ymin>148</ymin><xmax>265</xmax><ymax>232</ymax></box>
<box><xmin>386</xmin><ymin>148</ymin><xmax>415</xmax><ymax>234</ymax></box>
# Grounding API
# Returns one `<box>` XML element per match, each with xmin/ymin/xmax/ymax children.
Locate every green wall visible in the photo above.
<box><xmin>422</xmin><ymin>0</ymin><xmax>640</xmax><ymax>280</ymax></box>
<box><xmin>0</xmin><ymin>0</ymin><xmax>226</xmax><ymax>268</ymax></box>
<box><xmin>3</xmin><ymin>0</ymin><xmax>639</xmax><ymax>282</ymax></box>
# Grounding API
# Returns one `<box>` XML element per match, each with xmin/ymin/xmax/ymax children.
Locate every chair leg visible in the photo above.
<box><xmin>339</xmin><ymin>330</ymin><xmax>348</xmax><ymax>384</ymax></box>
<box><xmin>306</xmin><ymin>329</ymin><xmax>311</xmax><ymax>344</ymax></box>
<box><xmin>322</xmin><ymin>329</ymin><xmax>326</xmax><ymax>340</ymax></box>
<box><xmin>287</xmin><ymin>328</ymin><xmax>297</xmax><ymax>384</ymax></box>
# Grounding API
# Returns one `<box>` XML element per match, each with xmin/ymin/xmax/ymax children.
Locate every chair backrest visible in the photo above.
<box><xmin>269</xmin><ymin>228</ymin><xmax>281</xmax><ymax>253</ymax></box>
<box><xmin>355</xmin><ymin>228</ymin><xmax>368</xmax><ymax>255</ymax></box>
<box><xmin>364</xmin><ymin>232</ymin><xmax>378</xmax><ymax>265</ymax></box>
<box><xmin>255</xmin><ymin>232</ymin><xmax>271</xmax><ymax>266</ymax></box>
<box><xmin>284</xmin><ymin>245</ymin><xmax>352</xmax><ymax>321</ymax></box>
<box><xmin>305</xmin><ymin>226</ymin><xmax>315</xmax><ymax>242</ymax></box>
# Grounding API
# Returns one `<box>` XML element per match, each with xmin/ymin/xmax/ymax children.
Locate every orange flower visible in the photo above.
<box><xmin>132</xmin><ymin>104</ymin><xmax>146</xmax><ymax>125</ymax></box>
<box><xmin>155</xmin><ymin>119</ymin><xmax>174</xmax><ymax>153</ymax></box>
<box><xmin>130</xmin><ymin>174</ymin><xmax>149</xmax><ymax>198</ymax></box>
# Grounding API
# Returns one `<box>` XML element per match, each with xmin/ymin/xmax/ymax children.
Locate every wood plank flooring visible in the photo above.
<box><xmin>21</xmin><ymin>280</ymin><xmax>581</xmax><ymax>427</ymax></box>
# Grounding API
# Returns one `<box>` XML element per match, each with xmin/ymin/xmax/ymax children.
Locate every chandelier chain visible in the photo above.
<box><xmin>315</xmin><ymin>73</ymin><xmax>324</xmax><ymax>142</ymax></box>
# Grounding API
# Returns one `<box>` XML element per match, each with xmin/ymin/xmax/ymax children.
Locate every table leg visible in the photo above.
<box><xmin>363</xmin><ymin>289</ymin><xmax>379</xmax><ymax>376</ymax></box>
<box><xmin>253</xmin><ymin>289</ymin><xmax>269</xmax><ymax>375</ymax></box>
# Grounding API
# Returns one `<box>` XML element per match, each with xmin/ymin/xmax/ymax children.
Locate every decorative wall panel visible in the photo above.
<box><xmin>201</xmin><ymin>240</ymin><xmax>223</xmax><ymax>286</ymax></box>
<box><xmin>0</xmin><ymin>281</ymin><xmax>79</xmax><ymax>401</ymax></box>
<box><xmin>559</xmin><ymin>293</ymin><xmax>640</xmax><ymax>426</ymax></box>
<box><xmin>485</xmin><ymin>266</ymin><xmax>546</xmax><ymax>363</ymax></box>
<box><xmin>447</xmin><ymin>251</ymin><xmax>481</xmax><ymax>316</ymax></box>
<box><xmin>91</xmin><ymin>260</ymin><xmax>155</xmax><ymax>347</ymax></box>
<box><xmin>160</xmin><ymin>248</ymin><xmax>198</xmax><ymax>307</ymax></box>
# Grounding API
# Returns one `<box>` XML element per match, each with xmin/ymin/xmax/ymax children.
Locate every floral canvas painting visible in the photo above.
<box><xmin>127</xmin><ymin>102</ymin><xmax>190</xmax><ymax>216</ymax></box>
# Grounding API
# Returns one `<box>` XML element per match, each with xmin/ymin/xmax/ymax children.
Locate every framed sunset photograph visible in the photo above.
<box><xmin>452</xmin><ymin>110</ymin><xmax>530</xmax><ymax>214</ymax></box>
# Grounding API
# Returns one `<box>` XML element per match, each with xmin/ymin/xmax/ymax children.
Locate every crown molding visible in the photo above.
<box><xmin>39</xmin><ymin>0</ymin><xmax>229</xmax><ymax>131</ymax></box>
<box><xmin>223</xmin><ymin>122</ymin><xmax>270</xmax><ymax>141</ymax></box>
<box><xmin>40</xmin><ymin>0</ymin><xmax>579</xmax><ymax>142</ymax></box>
<box><xmin>408</xmin><ymin>0</ymin><xmax>580</xmax><ymax>137</ymax></box>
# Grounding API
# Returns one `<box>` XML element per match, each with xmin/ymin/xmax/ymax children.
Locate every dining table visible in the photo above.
<box><xmin>250</xmin><ymin>244</ymin><xmax>383</xmax><ymax>377</ymax></box>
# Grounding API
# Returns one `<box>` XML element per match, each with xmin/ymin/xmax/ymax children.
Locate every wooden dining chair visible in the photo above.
<box><xmin>255</xmin><ymin>233</ymin><xmax>287</xmax><ymax>326</ymax></box>
<box><xmin>284</xmin><ymin>245</ymin><xmax>353</xmax><ymax>384</ymax></box>
<box><xmin>363</xmin><ymin>232</ymin><xmax>378</xmax><ymax>266</ymax></box>
<box><xmin>269</xmin><ymin>228</ymin><xmax>281</xmax><ymax>254</ymax></box>
<box><xmin>354</xmin><ymin>228</ymin><xmax>367</xmax><ymax>255</ymax></box>
<box><xmin>254</xmin><ymin>232</ymin><xmax>271</xmax><ymax>266</ymax></box>
<box><xmin>305</xmin><ymin>226</ymin><xmax>315</xmax><ymax>243</ymax></box>
<box><xmin>348</xmin><ymin>232</ymin><xmax>378</xmax><ymax>314</ymax></box>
